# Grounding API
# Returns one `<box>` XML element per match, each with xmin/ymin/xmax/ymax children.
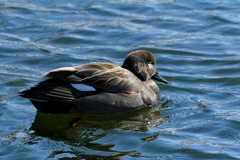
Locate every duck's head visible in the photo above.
<box><xmin>122</xmin><ymin>50</ymin><xmax>168</xmax><ymax>84</ymax></box>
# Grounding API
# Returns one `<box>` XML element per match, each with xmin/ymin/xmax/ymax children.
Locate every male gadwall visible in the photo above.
<box><xmin>20</xmin><ymin>50</ymin><xmax>168</xmax><ymax>114</ymax></box>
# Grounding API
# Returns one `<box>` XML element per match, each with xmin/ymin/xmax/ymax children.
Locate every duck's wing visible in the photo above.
<box><xmin>43</xmin><ymin>62</ymin><xmax>140</xmax><ymax>93</ymax></box>
<box><xmin>20</xmin><ymin>78</ymin><xmax>85</xmax><ymax>103</ymax></box>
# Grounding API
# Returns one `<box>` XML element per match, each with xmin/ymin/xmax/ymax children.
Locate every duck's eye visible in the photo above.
<box><xmin>148</xmin><ymin>62</ymin><xmax>155</xmax><ymax>69</ymax></box>
<box><xmin>149</xmin><ymin>61</ymin><xmax>155</xmax><ymax>65</ymax></box>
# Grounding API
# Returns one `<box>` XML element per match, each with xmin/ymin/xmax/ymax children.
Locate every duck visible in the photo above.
<box><xmin>19</xmin><ymin>50</ymin><xmax>168</xmax><ymax>114</ymax></box>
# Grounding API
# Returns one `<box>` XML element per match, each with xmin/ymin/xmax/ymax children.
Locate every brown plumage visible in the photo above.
<box><xmin>20</xmin><ymin>50</ymin><xmax>167</xmax><ymax>114</ymax></box>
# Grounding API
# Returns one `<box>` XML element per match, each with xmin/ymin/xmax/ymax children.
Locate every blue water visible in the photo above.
<box><xmin>1</xmin><ymin>0</ymin><xmax>240</xmax><ymax>159</ymax></box>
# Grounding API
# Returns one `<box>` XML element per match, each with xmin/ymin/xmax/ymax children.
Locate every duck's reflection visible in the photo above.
<box><xmin>32</xmin><ymin>106</ymin><xmax>164</xmax><ymax>132</ymax></box>
<box><xmin>30</xmin><ymin>104</ymin><xmax>167</xmax><ymax>157</ymax></box>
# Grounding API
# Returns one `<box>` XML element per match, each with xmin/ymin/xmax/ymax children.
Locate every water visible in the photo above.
<box><xmin>0</xmin><ymin>0</ymin><xmax>240</xmax><ymax>159</ymax></box>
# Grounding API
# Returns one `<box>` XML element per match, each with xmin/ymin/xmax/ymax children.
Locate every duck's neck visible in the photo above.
<box><xmin>122</xmin><ymin>63</ymin><xmax>148</xmax><ymax>81</ymax></box>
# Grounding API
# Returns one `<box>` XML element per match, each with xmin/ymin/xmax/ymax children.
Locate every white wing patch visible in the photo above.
<box><xmin>71</xmin><ymin>83</ymin><xmax>96</xmax><ymax>91</ymax></box>
<box><xmin>42</xmin><ymin>67</ymin><xmax>77</xmax><ymax>77</ymax></box>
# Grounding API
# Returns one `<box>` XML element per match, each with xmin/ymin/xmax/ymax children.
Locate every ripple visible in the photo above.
<box><xmin>1</xmin><ymin>0</ymin><xmax>240</xmax><ymax>159</ymax></box>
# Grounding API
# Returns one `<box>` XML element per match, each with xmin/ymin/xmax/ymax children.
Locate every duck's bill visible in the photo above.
<box><xmin>152</xmin><ymin>72</ymin><xmax>168</xmax><ymax>84</ymax></box>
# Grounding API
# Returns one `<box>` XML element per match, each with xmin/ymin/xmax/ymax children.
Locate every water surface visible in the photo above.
<box><xmin>0</xmin><ymin>0</ymin><xmax>240</xmax><ymax>159</ymax></box>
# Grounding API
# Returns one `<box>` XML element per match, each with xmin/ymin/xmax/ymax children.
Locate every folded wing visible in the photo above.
<box><xmin>43</xmin><ymin>62</ymin><xmax>141</xmax><ymax>93</ymax></box>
